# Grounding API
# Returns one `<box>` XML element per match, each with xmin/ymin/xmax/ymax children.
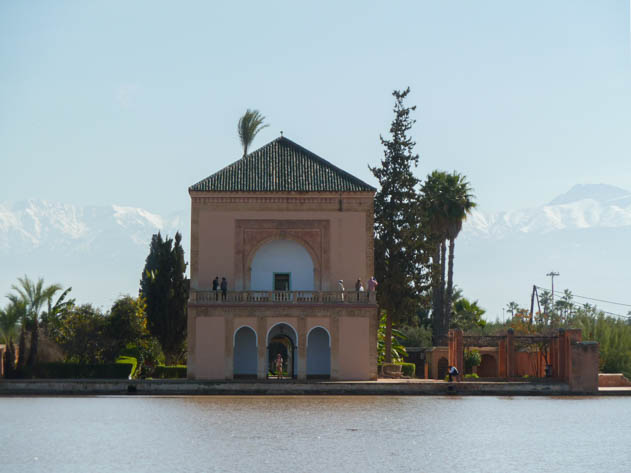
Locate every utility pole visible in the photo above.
<box><xmin>546</xmin><ymin>271</ymin><xmax>560</xmax><ymax>305</ymax></box>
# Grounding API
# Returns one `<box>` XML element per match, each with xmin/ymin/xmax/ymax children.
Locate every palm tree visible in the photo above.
<box><xmin>0</xmin><ymin>300</ymin><xmax>25</xmax><ymax>377</ymax></box>
<box><xmin>442</xmin><ymin>172</ymin><xmax>476</xmax><ymax>324</ymax></box>
<box><xmin>420</xmin><ymin>171</ymin><xmax>450</xmax><ymax>344</ymax></box>
<box><xmin>238</xmin><ymin>109</ymin><xmax>269</xmax><ymax>157</ymax></box>
<box><xmin>506</xmin><ymin>301</ymin><xmax>520</xmax><ymax>318</ymax></box>
<box><xmin>9</xmin><ymin>276</ymin><xmax>62</xmax><ymax>368</ymax></box>
<box><xmin>421</xmin><ymin>171</ymin><xmax>476</xmax><ymax>343</ymax></box>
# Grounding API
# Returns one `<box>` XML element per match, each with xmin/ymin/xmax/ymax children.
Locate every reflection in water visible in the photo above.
<box><xmin>1</xmin><ymin>396</ymin><xmax>630</xmax><ymax>473</ymax></box>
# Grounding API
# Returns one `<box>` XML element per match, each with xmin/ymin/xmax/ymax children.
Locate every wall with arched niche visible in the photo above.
<box><xmin>307</xmin><ymin>326</ymin><xmax>331</xmax><ymax>377</ymax></box>
<box><xmin>233</xmin><ymin>326</ymin><xmax>257</xmax><ymax>376</ymax></box>
<box><xmin>250</xmin><ymin>239</ymin><xmax>315</xmax><ymax>291</ymax></box>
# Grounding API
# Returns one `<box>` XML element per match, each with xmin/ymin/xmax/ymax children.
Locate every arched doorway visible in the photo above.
<box><xmin>478</xmin><ymin>354</ymin><xmax>498</xmax><ymax>378</ymax></box>
<box><xmin>437</xmin><ymin>357</ymin><xmax>449</xmax><ymax>380</ymax></box>
<box><xmin>267</xmin><ymin>323</ymin><xmax>298</xmax><ymax>379</ymax></box>
<box><xmin>233</xmin><ymin>326</ymin><xmax>257</xmax><ymax>378</ymax></box>
<box><xmin>307</xmin><ymin>326</ymin><xmax>330</xmax><ymax>379</ymax></box>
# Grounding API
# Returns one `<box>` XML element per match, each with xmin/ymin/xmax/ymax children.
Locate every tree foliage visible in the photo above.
<box><xmin>238</xmin><ymin>109</ymin><xmax>268</xmax><ymax>157</ymax></box>
<box><xmin>7</xmin><ymin>276</ymin><xmax>64</xmax><ymax>368</ymax></box>
<box><xmin>377</xmin><ymin>312</ymin><xmax>408</xmax><ymax>363</ymax></box>
<box><xmin>451</xmin><ymin>296</ymin><xmax>486</xmax><ymax>332</ymax></box>
<box><xmin>420</xmin><ymin>171</ymin><xmax>475</xmax><ymax>344</ymax></box>
<box><xmin>140</xmin><ymin>232</ymin><xmax>189</xmax><ymax>365</ymax></box>
<box><xmin>0</xmin><ymin>299</ymin><xmax>26</xmax><ymax>377</ymax></box>
<box><xmin>370</xmin><ymin>88</ymin><xmax>428</xmax><ymax>361</ymax></box>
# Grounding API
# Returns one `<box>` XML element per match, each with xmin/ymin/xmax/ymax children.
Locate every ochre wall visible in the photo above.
<box><xmin>194</xmin><ymin>317</ymin><xmax>225</xmax><ymax>380</ymax></box>
<box><xmin>338</xmin><ymin>317</ymin><xmax>370</xmax><ymax>380</ymax></box>
<box><xmin>190</xmin><ymin>192</ymin><xmax>374</xmax><ymax>292</ymax></box>
<box><xmin>188</xmin><ymin>305</ymin><xmax>377</xmax><ymax>381</ymax></box>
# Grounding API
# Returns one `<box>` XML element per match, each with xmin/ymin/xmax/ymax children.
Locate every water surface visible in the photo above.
<box><xmin>1</xmin><ymin>396</ymin><xmax>629</xmax><ymax>473</ymax></box>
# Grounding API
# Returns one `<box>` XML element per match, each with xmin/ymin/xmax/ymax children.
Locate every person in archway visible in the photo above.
<box><xmin>448</xmin><ymin>365</ymin><xmax>460</xmax><ymax>382</ymax></box>
<box><xmin>274</xmin><ymin>353</ymin><xmax>284</xmax><ymax>379</ymax></box>
<box><xmin>220</xmin><ymin>277</ymin><xmax>227</xmax><ymax>301</ymax></box>
<box><xmin>338</xmin><ymin>280</ymin><xmax>345</xmax><ymax>302</ymax></box>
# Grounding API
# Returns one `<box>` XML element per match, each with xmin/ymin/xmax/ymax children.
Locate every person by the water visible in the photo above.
<box><xmin>448</xmin><ymin>365</ymin><xmax>460</xmax><ymax>382</ymax></box>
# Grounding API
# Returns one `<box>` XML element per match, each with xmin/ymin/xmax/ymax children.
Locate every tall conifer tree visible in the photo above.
<box><xmin>140</xmin><ymin>232</ymin><xmax>189</xmax><ymax>365</ymax></box>
<box><xmin>370</xmin><ymin>88</ymin><xmax>428</xmax><ymax>362</ymax></box>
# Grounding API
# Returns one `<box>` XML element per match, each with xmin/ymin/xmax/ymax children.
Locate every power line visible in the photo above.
<box><xmin>533</xmin><ymin>285</ymin><xmax>631</xmax><ymax>319</ymax></box>
<box><xmin>534</xmin><ymin>286</ymin><xmax>631</xmax><ymax>308</ymax></box>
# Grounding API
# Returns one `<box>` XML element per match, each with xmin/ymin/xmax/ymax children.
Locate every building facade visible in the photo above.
<box><xmin>187</xmin><ymin>137</ymin><xmax>378</xmax><ymax>380</ymax></box>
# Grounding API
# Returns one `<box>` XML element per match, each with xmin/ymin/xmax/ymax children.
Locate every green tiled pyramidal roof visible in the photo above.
<box><xmin>190</xmin><ymin>136</ymin><xmax>376</xmax><ymax>193</ymax></box>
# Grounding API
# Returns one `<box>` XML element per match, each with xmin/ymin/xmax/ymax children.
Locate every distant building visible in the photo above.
<box><xmin>187</xmin><ymin>136</ymin><xmax>378</xmax><ymax>380</ymax></box>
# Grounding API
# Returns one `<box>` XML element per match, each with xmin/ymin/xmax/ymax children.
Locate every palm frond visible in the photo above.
<box><xmin>238</xmin><ymin>109</ymin><xmax>269</xmax><ymax>157</ymax></box>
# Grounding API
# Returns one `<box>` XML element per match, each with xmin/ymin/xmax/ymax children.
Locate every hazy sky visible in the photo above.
<box><xmin>1</xmin><ymin>0</ymin><xmax>630</xmax><ymax>215</ymax></box>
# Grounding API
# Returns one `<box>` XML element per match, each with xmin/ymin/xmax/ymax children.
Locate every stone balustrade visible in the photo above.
<box><xmin>189</xmin><ymin>290</ymin><xmax>377</xmax><ymax>305</ymax></box>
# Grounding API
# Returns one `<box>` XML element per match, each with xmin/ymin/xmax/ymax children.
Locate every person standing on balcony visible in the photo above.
<box><xmin>355</xmin><ymin>279</ymin><xmax>364</xmax><ymax>301</ymax></box>
<box><xmin>220</xmin><ymin>277</ymin><xmax>227</xmax><ymax>301</ymax></box>
<box><xmin>212</xmin><ymin>276</ymin><xmax>219</xmax><ymax>301</ymax></box>
<box><xmin>338</xmin><ymin>280</ymin><xmax>345</xmax><ymax>302</ymax></box>
<box><xmin>368</xmin><ymin>276</ymin><xmax>378</xmax><ymax>292</ymax></box>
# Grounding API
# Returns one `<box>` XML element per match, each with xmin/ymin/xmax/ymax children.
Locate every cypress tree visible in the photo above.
<box><xmin>370</xmin><ymin>88</ymin><xmax>428</xmax><ymax>362</ymax></box>
<box><xmin>140</xmin><ymin>232</ymin><xmax>189</xmax><ymax>365</ymax></box>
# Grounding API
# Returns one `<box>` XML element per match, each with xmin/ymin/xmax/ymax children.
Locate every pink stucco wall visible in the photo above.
<box><xmin>195</xmin><ymin>317</ymin><xmax>225</xmax><ymax>380</ymax></box>
<box><xmin>193</xmin><ymin>204</ymin><xmax>370</xmax><ymax>291</ymax></box>
<box><xmin>338</xmin><ymin>317</ymin><xmax>370</xmax><ymax>380</ymax></box>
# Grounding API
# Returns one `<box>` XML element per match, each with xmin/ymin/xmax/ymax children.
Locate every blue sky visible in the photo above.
<box><xmin>1</xmin><ymin>1</ymin><xmax>629</xmax><ymax>214</ymax></box>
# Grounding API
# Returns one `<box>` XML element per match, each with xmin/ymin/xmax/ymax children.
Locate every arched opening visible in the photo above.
<box><xmin>478</xmin><ymin>354</ymin><xmax>498</xmax><ymax>378</ymax></box>
<box><xmin>307</xmin><ymin>326</ymin><xmax>331</xmax><ymax>379</ymax></box>
<box><xmin>266</xmin><ymin>323</ymin><xmax>298</xmax><ymax>379</ymax></box>
<box><xmin>251</xmin><ymin>240</ymin><xmax>315</xmax><ymax>291</ymax></box>
<box><xmin>437</xmin><ymin>357</ymin><xmax>449</xmax><ymax>380</ymax></box>
<box><xmin>233</xmin><ymin>326</ymin><xmax>257</xmax><ymax>378</ymax></box>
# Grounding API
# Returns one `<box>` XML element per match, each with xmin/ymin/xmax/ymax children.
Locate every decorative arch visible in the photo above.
<box><xmin>247</xmin><ymin>235</ymin><xmax>319</xmax><ymax>291</ymax></box>
<box><xmin>233</xmin><ymin>325</ymin><xmax>258</xmax><ymax>347</ymax></box>
<box><xmin>266</xmin><ymin>322</ymin><xmax>299</xmax><ymax>347</ymax></box>
<box><xmin>306</xmin><ymin>325</ymin><xmax>331</xmax><ymax>347</ymax></box>
<box><xmin>234</xmin><ymin>220</ymin><xmax>330</xmax><ymax>290</ymax></box>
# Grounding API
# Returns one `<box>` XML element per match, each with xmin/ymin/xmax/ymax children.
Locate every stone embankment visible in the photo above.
<box><xmin>1</xmin><ymin>378</ymin><xmax>627</xmax><ymax>396</ymax></box>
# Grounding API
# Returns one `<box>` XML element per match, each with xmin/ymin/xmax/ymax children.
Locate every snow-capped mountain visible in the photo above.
<box><xmin>0</xmin><ymin>200</ymin><xmax>186</xmax><ymax>252</ymax></box>
<box><xmin>457</xmin><ymin>184</ymin><xmax>631</xmax><ymax>319</ymax></box>
<box><xmin>0</xmin><ymin>184</ymin><xmax>629</xmax><ymax>314</ymax></box>
<box><xmin>462</xmin><ymin>184</ymin><xmax>631</xmax><ymax>239</ymax></box>
<box><xmin>0</xmin><ymin>200</ymin><xmax>188</xmax><ymax>309</ymax></box>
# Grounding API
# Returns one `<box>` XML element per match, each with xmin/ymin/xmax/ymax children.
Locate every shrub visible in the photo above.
<box><xmin>399</xmin><ymin>325</ymin><xmax>432</xmax><ymax>348</ymax></box>
<box><xmin>116</xmin><ymin>356</ymin><xmax>138</xmax><ymax>378</ymax></box>
<box><xmin>464</xmin><ymin>349</ymin><xmax>482</xmax><ymax>372</ymax></box>
<box><xmin>22</xmin><ymin>362</ymin><xmax>134</xmax><ymax>379</ymax></box>
<box><xmin>153</xmin><ymin>365</ymin><xmax>187</xmax><ymax>379</ymax></box>
<box><xmin>464</xmin><ymin>373</ymin><xmax>479</xmax><ymax>379</ymax></box>
<box><xmin>398</xmin><ymin>362</ymin><xmax>416</xmax><ymax>378</ymax></box>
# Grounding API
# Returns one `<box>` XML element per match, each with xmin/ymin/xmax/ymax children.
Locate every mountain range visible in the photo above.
<box><xmin>1</xmin><ymin>184</ymin><xmax>629</xmax><ymax>316</ymax></box>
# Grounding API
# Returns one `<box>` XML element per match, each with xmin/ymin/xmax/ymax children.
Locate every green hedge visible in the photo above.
<box><xmin>153</xmin><ymin>365</ymin><xmax>187</xmax><ymax>379</ymax></box>
<box><xmin>377</xmin><ymin>362</ymin><xmax>416</xmax><ymax>378</ymax></box>
<box><xmin>399</xmin><ymin>362</ymin><xmax>415</xmax><ymax>378</ymax></box>
<box><xmin>23</xmin><ymin>362</ymin><xmax>134</xmax><ymax>379</ymax></box>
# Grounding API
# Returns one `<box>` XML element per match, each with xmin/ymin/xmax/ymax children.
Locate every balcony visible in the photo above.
<box><xmin>189</xmin><ymin>290</ymin><xmax>377</xmax><ymax>305</ymax></box>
